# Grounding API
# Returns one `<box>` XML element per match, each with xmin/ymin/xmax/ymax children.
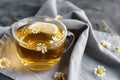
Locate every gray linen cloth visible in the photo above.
<box><xmin>0</xmin><ymin>0</ymin><xmax>120</xmax><ymax>80</ymax></box>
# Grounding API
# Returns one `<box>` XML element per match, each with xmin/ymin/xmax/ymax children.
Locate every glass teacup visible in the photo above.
<box><xmin>12</xmin><ymin>16</ymin><xmax>74</xmax><ymax>71</ymax></box>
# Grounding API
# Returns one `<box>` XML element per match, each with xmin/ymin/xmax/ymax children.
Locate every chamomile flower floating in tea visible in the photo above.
<box><xmin>100</xmin><ymin>40</ymin><xmax>111</xmax><ymax>49</ymax></box>
<box><xmin>0</xmin><ymin>57</ymin><xmax>10</xmax><ymax>69</ymax></box>
<box><xmin>36</xmin><ymin>43</ymin><xmax>47</xmax><ymax>54</ymax></box>
<box><xmin>31</xmin><ymin>28</ymin><xmax>41</xmax><ymax>34</ymax></box>
<box><xmin>94</xmin><ymin>65</ymin><xmax>106</xmax><ymax>77</ymax></box>
<box><xmin>28</xmin><ymin>23</ymin><xmax>41</xmax><ymax>34</ymax></box>
<box><xmin>53</xmin><ymin>72</ymin><xmax>65</xmax><ymax>80</ymax></box>
<box><xmin>28</xmin><ymin>22</ymin><xmax>59</xmax><ymax>34</ymax></box>
<box><xmin>54</xmin><ymin>15</ymin><xmax>63</xmax><ymax>21</ymax></box>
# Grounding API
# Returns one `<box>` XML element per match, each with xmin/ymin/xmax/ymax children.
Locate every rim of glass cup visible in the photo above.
<box><xmin>11</xmin><ymin>16</ymin><xmax>67</xmax><ymax>46</ymax></box>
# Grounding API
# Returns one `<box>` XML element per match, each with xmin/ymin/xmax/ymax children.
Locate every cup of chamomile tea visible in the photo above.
<box><xmin>12</xmin><ymin>16</ymin><xmax>74</xmax><ymax>71</ymax></box>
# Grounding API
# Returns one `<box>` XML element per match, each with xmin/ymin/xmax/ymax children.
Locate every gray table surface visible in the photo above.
<box><xmin>0</xmin><ymin>0</ymin><xmax>120</xmax><ymax>35</ymax></box>
<box><xmin>0</xmin><ymin>0</ymin><xmax>120</xmax><ymax>80</ymax></box>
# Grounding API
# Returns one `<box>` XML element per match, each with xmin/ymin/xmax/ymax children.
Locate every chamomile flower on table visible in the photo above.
<box><xmin>114</xmin><ymin>46</ymin><xmax>120</xmax><ymax>53</ymax></box>
<box><xmin>54</xmin><ymin>15</ymin><xmax>63</xmax><ymax>21</ymax></box>
<box><xmin>94</xmin><ymin>65</ymin><xmax>106</xmax><ymax>78</ymax></box>
<box><xmin>100</xmin><ymin>40</ymin><xmax>111</xmax><ymax>49</ymax></box>
<box><xmin>0</xmin><ymin>57</ymin><xmax>11</xmax><ymax>69</ymax></box>
<box><xmin>53</xmin><ymin>72</ymin><xmax>65</xmax><ymax>80</ymax></box>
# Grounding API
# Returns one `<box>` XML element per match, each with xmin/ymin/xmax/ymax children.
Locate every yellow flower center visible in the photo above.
<box><xmin>100</xmin><ymin>42</ymin><xmax>109</xmax><ymax>48</ymax></box>
<box><xmin>104</xmin><ymin>45</ymin><xmax>109</xmax><ymax>48</ymax></box>
<box><xmin>1</xmin><ymin>60</ymin><xmax>7</xmax><ymax>67</ymax></box>
<box><xmin>97</xmin><ymin>68</ymin><xmax>103</xmax><ymax>74</ymax></box>
<box><xmin>115</xmin><ymin>47</ymin><xmax>120</xmax><ymax>51</ymax></box>
<box><xmin>33</xmin><ymin>28</ymin><xmax>39</xmax><ymax>33</ymax></box>
<box><xmin>57</xmin><ymin>17</ymin><xmax>62</xmax><ymax>21</ymax></box>
<box><xmin>55</xmin><ymin>16</ymin><xmax>63</xmax><ymax>21</ymax></box>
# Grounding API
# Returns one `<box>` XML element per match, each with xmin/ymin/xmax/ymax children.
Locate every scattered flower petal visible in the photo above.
<box><xmin>100</xmin><ymin>40</ymin><xmax>111</xmax><ymax>49</ymax></box>
<box><xmin>94</xmin><ymin>65</ymin><xmax>106</xmax><ymax>77</ymax></box>
<box><xmin>0</xmin><ymin>57</ymin><xmax>10</xmax><ymax>69</ymax></box>
<box><xmin>53</xmin><ymin>72</ymin><xmax>65</xmax><ymax>80</ymax></box>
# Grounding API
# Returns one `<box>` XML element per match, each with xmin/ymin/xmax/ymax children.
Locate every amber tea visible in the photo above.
<box><xmin>15</xmin><ymin>22</ymin><xmax>65</xmax><ymax>71</ymax></box>
<box><xmin>12</xmin><ymin>16</ymin><xmax>74</xmax><ymax>71</ymax></box>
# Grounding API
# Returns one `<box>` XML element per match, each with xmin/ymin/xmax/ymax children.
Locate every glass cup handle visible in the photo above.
<box><xmin>63</xmin><ymin>31</ymin><xmax>75</xmax><ymax>53</ymax></box>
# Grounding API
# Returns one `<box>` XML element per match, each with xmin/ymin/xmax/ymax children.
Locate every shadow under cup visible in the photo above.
<box><xmin>12</xmin><ymin>16</ymin><xmax>74</xmax><ymax>71</ymax></box>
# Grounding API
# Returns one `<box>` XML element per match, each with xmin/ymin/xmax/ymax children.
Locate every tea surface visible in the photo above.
<box><xmin>15</xmin><ymin>22</ymin><xmax>65</xmax><ymax>70</ymax></box>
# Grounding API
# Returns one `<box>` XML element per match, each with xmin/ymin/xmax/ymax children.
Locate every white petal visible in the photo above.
<box><xmin>97</xmin><ymin>74</ymin><xmax>100</xmax><ymax>76</ymax></box>
<box><xmin>42</xmin><ymin>50</ymin><xmax>45</xmax><ymax>54</ymax></box>
<box><xmin>49</xmin><ymin>40</ymin><xmax>54</xmax><ymax>44</ymax></box>
<box><xmin>104</xmin><ymin>68</ymin><xmax>106</xmax><ymax>71</ymax></box>
<box><xmin>98</xmin><ymin>65</ymin><xmax>101</xmax><ymax>68</ymax></box>
<box><xmin>36</xmin><ymin>47</ymin><xmax>41</xmax><ymax>51</ymax></box>
<box><xmin>0</xmin><ymin>65</ymin><xmax>3</xmax><ymax>68</ymax></box>
<box><xmin>94</xmin><ymin>71</ymin><xmax>97</xmax><ymax>74</ymax></box>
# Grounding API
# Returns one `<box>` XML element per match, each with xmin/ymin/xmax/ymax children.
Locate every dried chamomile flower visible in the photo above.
<box><xmin>114</xmin><ymin>46</ymin><xmax>120</xmax><ymax>53</ymax></box>
<box><xmin>100</xmin><ymin>40</ymin><xmax>111</xmax><ymax>49</ymax></box>
<box><xmin>36</xmin><ymin>43</ymin><xmax>47</xmax><ymax>54</ymax></box>
<box><xmin>31</xmin><ymin>28</ymin><xmax>41</xmax><ymax>34</ymax></box>
<box><xmin>94</xmin><ymin>65</ymin><xmax>106</xmax><ymax>77</ymax></box>
<box><xmin>54</xmin><ymin>15</ymin><xmax>63</xmax><ymax>21</ymax></box>
<box><xmin>0</xmin><ymin>57</ymin><xmax>11</xmax><ymax>69</ymax></box>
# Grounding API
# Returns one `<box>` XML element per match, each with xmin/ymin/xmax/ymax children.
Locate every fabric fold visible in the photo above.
<box><xmin>0</xmin><ymin>0</ymin><xmax>120</xmax><ymax>80</ymax></box>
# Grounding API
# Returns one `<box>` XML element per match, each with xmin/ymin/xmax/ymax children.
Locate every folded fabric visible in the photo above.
<box><xmin>0</xmin><ymin>0</ymin><xmax>120</xmax><ymax>80</ymax></box>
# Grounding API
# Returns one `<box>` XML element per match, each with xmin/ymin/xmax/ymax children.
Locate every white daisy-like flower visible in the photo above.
<box><xmin>31</xmin><ymin>28</ymin><xmax>40</xmax><ymax>34</ymax></box>
<box><xmin>100</xmin><ymin>40</ymin><xmax>111</xmax><ymax>49</ymax></box>
<box><xmin>36</xmin><ymin>43</ymin><xmax>47</xmax><ymax>54</ymax></box>
<box><xmin>53</xmin><ymin>72</ymin><xmax>65</xmax><ymax>80</ymax></box>
<box><xmin>0</xmin><ymin>57</ymin><xmax>11</xmax><ymax>69</ymax></box>
<box><xmin>52</xmin><ymin>36</ymin><xmax>60</xmax><ymax>42</ymax></box>
<box><xmin>94</xmin><ymin>65</ymin><xmax>106</xmax><ymax>77</ymax></box>
<box><xmin>28</xmin><ymin>25</ymin><xmax>41</xmax><ymax>34</ymax></box>
<box><xmin>54</xmin><ymin>15</ymin><xmax>63</xmax><ymax>21</ymax></box>
<box><xmin>114</xmin><ymin>46</ymin><xmax>120</xmax><ymax>53</ymax></box>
